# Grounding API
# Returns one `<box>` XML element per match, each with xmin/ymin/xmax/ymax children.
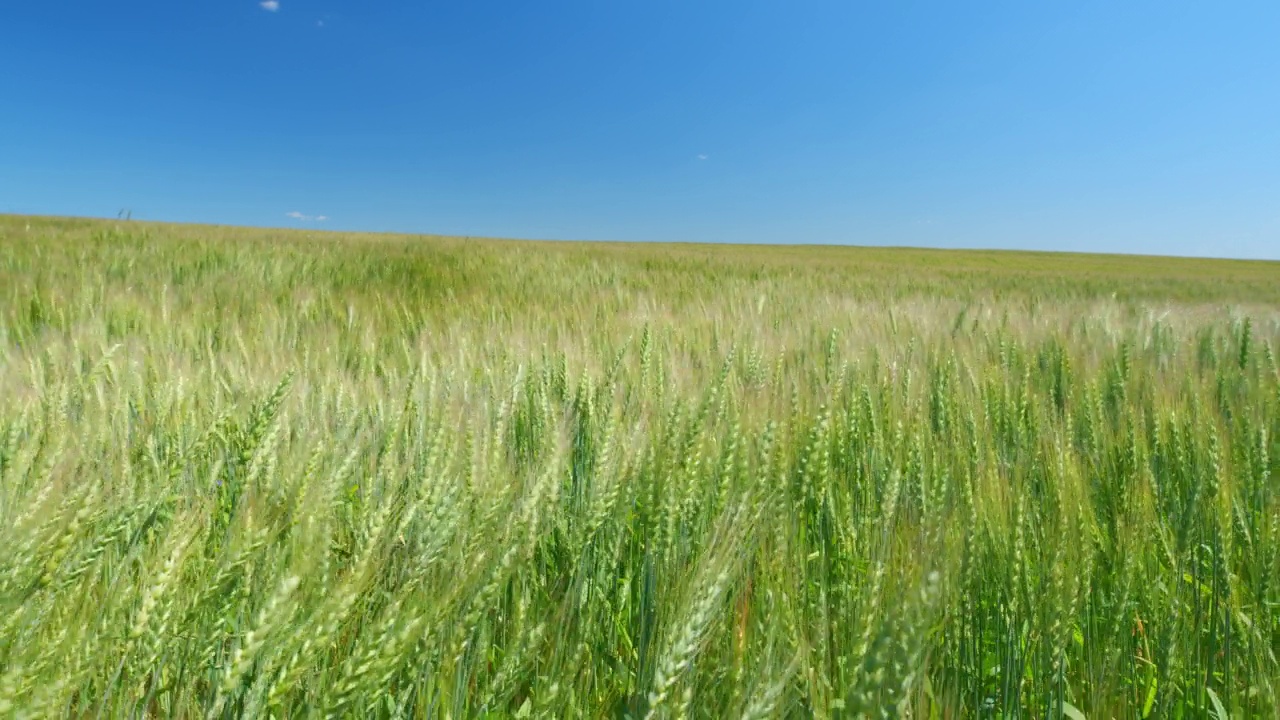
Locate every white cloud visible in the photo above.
<box><xmin>260</xmin><ymin>1</ymin><xmax>280</xmax><ymax>12</ymax></box>
<box><xmin>697</xmin><ymin>154</ymin><xmax>709</xmax><ymax>160</ymax></box>
<box><xmin>286</xmin><ymin>211</ymin><xmax>328</xmax><ymax>222</ymax></box>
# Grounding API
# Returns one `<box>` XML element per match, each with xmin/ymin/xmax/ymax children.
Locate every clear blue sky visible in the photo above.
<box><xmin>3</xmin><ymin>2</ymin><xmax>1278</xmax><ymax>259</ymax></box>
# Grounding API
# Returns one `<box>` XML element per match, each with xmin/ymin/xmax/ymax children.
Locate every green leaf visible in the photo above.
<box><xmin>1142</xmin><ymin>670</ymin><xmax>1158</xmax><ymax>717</ymax></box>
<box><xmin>1063</xmin><ymin>701</ymin><xmax>1087</xmax><ymax>720</ymax></box>
<box><xmin>1205</xmin><ymin>687</ymin><xmax>1228</xmax><ymax>720</ymax></box>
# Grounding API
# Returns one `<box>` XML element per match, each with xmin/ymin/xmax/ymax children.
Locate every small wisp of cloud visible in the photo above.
<box><xmin>286</xmin><ymin>211</ymin><xmax>327</xmax><ymax>222</ymax></box>
<box><xmin>260</xmin><ymin>1</ymin><xmax>280</xmax><ymax>12</ymax></box>
<box><xmin>697</xmin><ymin>154</ymin><xmax>709</xmax><ymax>161</ymax></box>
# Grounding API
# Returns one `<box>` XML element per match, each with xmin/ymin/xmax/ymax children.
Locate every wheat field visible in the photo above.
<box><xmin>1</xmin><ymin>215</ymin><xmax>1278</xmax><ymax>718</ymax></box>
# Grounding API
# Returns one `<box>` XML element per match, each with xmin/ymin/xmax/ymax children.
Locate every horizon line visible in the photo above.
<box><xmin>4</xmin><ymin>211</ymin><xmax>1277</xmax><ymax>265</ymax></box>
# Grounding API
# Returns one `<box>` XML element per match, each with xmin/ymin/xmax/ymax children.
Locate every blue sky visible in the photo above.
<box><xmin>3</xmin><ymin>2</ymin><xmax>1278</xmax><ymax>259</ymax></box>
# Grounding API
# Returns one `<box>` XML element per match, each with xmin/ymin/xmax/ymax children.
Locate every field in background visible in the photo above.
<box><xmin>1</xmin><ymin>214</ymin><xmax>1278</xmax><ymax>717</ymax></box>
